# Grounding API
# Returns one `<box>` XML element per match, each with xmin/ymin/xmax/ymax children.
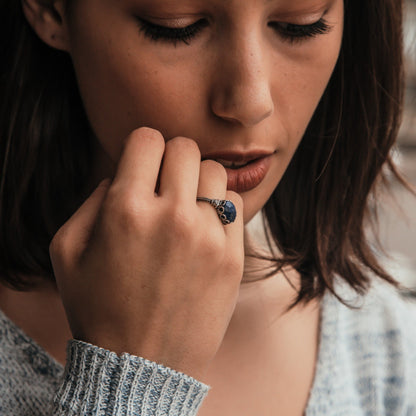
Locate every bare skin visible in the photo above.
<box><xmin>0</xmin><ymin>269</ymin><xmax>320</xmax><ymax>416</ymax></box>
<box><xmin>22</xmin><ymin>0</ymin><xmax>344</xmax><ymax>223</ymax></box>
<box><xmin>0</xmin><ymin>0</ymin><xmax>343</xmax><ymax>413</ymax></box>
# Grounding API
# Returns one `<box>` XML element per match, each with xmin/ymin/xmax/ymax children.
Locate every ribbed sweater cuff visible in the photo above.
<box><xmin>53</xmin><ymin>340</ymin><xmax>210</xmax><ymax>415</ymax></box>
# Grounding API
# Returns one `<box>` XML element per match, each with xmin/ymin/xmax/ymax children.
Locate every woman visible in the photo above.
<box><xmin>0</xmin><ymin>0</ymin><xmax>415</xmax><ymax>414</ymax></box>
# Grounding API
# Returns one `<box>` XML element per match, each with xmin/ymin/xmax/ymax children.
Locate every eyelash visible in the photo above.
<box><xmin>137</xmin><ymin>18</ymin><xmax>332</xmax><ymax>46</ymax></box>
<box><xmin>270</xmin><ymin>19</ymin><xmax>332</xmax><ymax>43</ymax></box>
<box><xmin>138</xmin><ymin>19</ymin><xmax>209</xmax><ymax>45</ymax></box>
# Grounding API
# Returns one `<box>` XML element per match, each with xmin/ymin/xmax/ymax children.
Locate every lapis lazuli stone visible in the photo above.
<box><xmin>223</xmin><ymin>200</ymin><xmax>237</xmax><ymax>223</ymax></box>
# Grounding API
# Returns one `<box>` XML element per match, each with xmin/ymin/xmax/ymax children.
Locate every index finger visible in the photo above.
<box><xmin>112</xmin><ymin>127</ymin><xmax>165</xmax><ymax>195</ymax></box>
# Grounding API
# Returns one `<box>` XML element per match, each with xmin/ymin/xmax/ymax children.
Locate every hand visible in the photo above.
<box><xmin>49</xmin><ymin>127</ymin><xmax>244</xmax><ymax>380</ymax></box>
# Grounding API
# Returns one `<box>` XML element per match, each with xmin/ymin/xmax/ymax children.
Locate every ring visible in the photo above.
<box><xmin>197</xmin><ymin>197</ymin><xmax>237</xmax><ymax>225</ymax></box>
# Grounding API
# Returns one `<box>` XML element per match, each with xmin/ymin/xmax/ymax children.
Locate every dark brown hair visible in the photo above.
<box><xmin>263</xmin><ymin>0</ymin><xmax>409</xmax><ymax>307</ymax></box>
<box><xmin>0</xmin><ymin>0</ymin><xmax>92</xmax><ymax>288</ymax></box>
<box><xmin>0</xmin><ymin>0</ymin><xmax>409</xmax><ymax>303</ymax></box>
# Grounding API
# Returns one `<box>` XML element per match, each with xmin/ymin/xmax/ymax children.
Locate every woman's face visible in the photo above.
<box><xmin>64</xmin><ymin>0</ymin><xmax>344</xmax><ymax>223</ymax></box>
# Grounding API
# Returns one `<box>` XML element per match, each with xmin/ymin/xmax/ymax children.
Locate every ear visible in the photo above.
<box><xmin>21</xmin><ymin>0</ymin><xmax>70</xmax><ymax>52</ymax></box>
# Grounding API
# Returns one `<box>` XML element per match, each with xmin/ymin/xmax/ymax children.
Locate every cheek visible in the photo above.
<box><xmin>71</xmin><ymin>49</ymin><xmax>193</xmax><ymax>161</ymax></box>
<box><xmin>68</xmin><ymin>2</ymin><xmax>342</xmax><ymax>169</ymax></box>
<box><xmin>273</xmin><ymin>35</ymin><xmax>342</xmax><ymax>152</ymax></box>
<box><xmin>68</xmin><ymin>21</ymin><xmax>203</xmax><ymax>162</ymax></box>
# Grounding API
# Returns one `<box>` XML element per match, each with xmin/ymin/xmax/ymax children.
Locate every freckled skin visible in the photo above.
<box><xmin>64</xmin><ymin>0</ymin><xmax>344</xmax><ymax>223</ymax></box>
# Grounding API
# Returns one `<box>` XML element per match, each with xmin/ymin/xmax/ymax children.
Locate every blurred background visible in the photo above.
<box><xmin>378</xmin><ymin>0</ymin><xmax>416</xmax><ymax>292</ymax></box>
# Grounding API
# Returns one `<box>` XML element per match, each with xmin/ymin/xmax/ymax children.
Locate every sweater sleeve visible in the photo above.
<box><xmin>52</xmin><ymin>340</ymin><xmax>210</xmax><ymax>416</ymax></box>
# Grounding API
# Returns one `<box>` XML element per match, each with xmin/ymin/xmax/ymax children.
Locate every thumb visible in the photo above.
<box><xmin>50</xmin><ymin>179</ymin><xmax>111</xmax><ymax>265</ymax></box>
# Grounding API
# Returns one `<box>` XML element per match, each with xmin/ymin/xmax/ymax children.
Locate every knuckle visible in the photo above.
<box><xmin>104</xmin><ymin>189</ymin><xmax>148</xmax><ymax>228</ymax></box>
<box><xmin>200</xmin><ymin>230</ymin><xmax>225</xmax><ymax>258</ymax></box>
<box><xmin>200</xmin><ymin>159</ymin><xmax>227</xmax><ymax>183</ymax></box>
<box><xmin>165</xmin><ymin>205</ymin><xmax>196</xmax><ymax>237</ymax></box>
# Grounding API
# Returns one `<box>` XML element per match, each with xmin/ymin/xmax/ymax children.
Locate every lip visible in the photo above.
<box><xmin>202</xmin><ymin>151</ymin><xmax>275</xmax><ymax>193</ymax></box>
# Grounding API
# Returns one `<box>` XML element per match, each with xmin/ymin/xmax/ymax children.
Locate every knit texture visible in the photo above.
<box><xmin>0</xmin><ymin>315</ymin><xmax>209</xmax><ymax>415</ymax></box>
<box><xmin>305</xmin><ymin>280</ymin><xmax>416</xmax><ymax>416</ymax></box>
<box><xmin>1</xmin><ymin>279</ymin><xmax>415</xmax><ymax>415</ymax></box>
<box><xmin>53</xmin><ymin>340</ymin><xmax>209</xmax><ymax>415</ymax></box>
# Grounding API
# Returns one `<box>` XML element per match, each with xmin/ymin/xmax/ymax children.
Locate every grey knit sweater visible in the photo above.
<box><xmin>1</xmin><ymin>279</ymin><xmax>415</xmax><ymax>415</ymax></box>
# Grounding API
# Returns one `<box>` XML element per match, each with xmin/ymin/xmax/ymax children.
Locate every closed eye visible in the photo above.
<box><xmin>269</xmin><ymin>18</ymin><xmax>332</xmax><ymax>43</ymax></box>
<box><xmin>137</xmin><ymin>17</ymin><xmax>332</xmax><ymax>46</ymax></box>
<box><xmin>137</xmin><ymin>18</ymin><xmax>209</xmax><ymax>46</ymax></box>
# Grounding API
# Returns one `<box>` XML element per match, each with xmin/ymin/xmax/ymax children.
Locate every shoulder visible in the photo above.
<box><xmin>333</xmin><ymin>279</ymin><xmax>416</xmax><ymax>361</ymax></box>
<box><xmin>306</xmin><ymin>278</ymin><xmax>416</xmax><ymax>416</ymax></box>
<box><xmin>0</xmin><ymin>309</ymin><xmax>63</xmax><ymax>415</ymax></box>
<box><xmin>334</xmin><ymin>277</ymin><xmax>416</xmax><ymax>335</ymax></box>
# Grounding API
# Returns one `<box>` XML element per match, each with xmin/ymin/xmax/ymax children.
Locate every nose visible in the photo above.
<box><xmin>209</xmin><ymin>33</ymin><xmax>274</xmax><ymax>128</ymax></box>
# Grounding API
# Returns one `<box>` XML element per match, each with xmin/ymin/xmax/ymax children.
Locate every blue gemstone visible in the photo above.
<box><xmin>223</xmin><ymin>201</ymin><xmax>237</xmax><ymax>223</ymax></box>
